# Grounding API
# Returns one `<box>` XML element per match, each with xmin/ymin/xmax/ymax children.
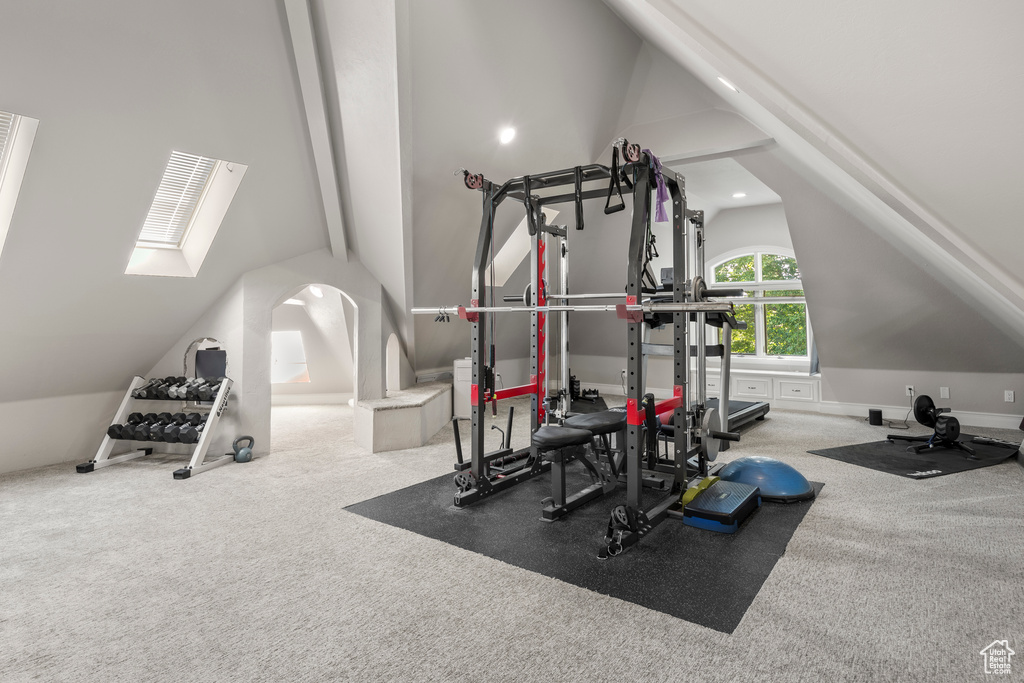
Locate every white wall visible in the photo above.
<box><xmin>0</xmin><ymin>0</ymin><xmax>330</xmax><ymax>403</ymax></box>
<box><xmin>821</xmin><ymin>368</ymin><xmax>1024</xmax><ymax>417</ymax></box>
<box><xmin>703</xmin><ymin>203</ymin><xmax>792</xmax><ymax>262</ymax></box>
<box><xmin>0</xmin><ymin>392</ymin><xmax>123</xmax><ymax>475</ymax></box>
<box><xmin>409</xmin><ymin>0</ymin><xmax>645</xmax><ymax>375</ymax></box>
<box><xmin>146</xmin><ymin>248</ymin><xmax>400</xmax><ymax>459</ymax></box>
<box><xmin>0</xmin><ymin>1</ymin><xmax>336</xmax><ymax>474</ymax></box>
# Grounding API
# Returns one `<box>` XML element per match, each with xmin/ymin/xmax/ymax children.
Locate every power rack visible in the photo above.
<box><xmin>413</xmin><ymin>140</ymin><xmax>749</xmax><ymax>555</ymax></box>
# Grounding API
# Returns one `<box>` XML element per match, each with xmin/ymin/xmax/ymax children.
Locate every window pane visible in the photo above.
<box><xmin>714</xmin><ymin>255</ymin><xmax>755</xmax><ymax>283</ymax></box>
<box><xmin>765</xmin><ymin>303</ymin><xmax>807</xmax><ymax>356</ymax></box>
<box><xmin>765</xmin><ymin>289</ymin><xmax>804</xmax><ymax>297</ymax></box>
<box><xmin>761</xmin><ymin>254</ymin><xmax>800</xmax><ymax>281</ymax></box>
<box><xmin>729</xmin><ymin>303</ymin><xmax>756</xmax><ymax>354</ymax></box>
<box><xmin>272</xmin><ymin>331</ymin><xmax>310</xmax><ymax>383</ymax></box>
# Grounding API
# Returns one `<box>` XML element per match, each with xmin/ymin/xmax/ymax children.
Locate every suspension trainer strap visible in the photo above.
<box><xmin>574</xmin><ymin>166</ymin><xmax>585</xmax><ymax>230</ymax></box>
<box><xmin>604</xmin><ymin>148</ymin><xmax>625</xmax><ymax>214</ymax></box>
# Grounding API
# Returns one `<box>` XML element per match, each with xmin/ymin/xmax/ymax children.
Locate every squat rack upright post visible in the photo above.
<box><xmin>455</xmin><ymin>165</ymin><xmax>618</xmax><ymax>506</ymax></box>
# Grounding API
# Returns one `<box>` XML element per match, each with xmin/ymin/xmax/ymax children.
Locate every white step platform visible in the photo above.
<box><xmin>354</xmin><ymin>382</ymin><xmax>452</xmax><ymax>453</ymax></box>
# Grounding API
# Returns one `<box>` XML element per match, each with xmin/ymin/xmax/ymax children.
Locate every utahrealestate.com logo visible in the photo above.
<box><xmin>980</xmin><ymin>640</ymin><xmax>1014</xmax><ymax>675</ymax></box>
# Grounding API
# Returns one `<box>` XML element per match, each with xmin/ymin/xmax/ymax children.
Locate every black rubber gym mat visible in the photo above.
<box><xmin>808</xmin><ymin>434</ymin><xmax>1018</xmax><ymax>479</ymax></box>
<box><xmin>345</xmin><ymin>468</ymin><xmax>822</xmax><ymax>633</ymax></box>
<box><xmin>568</xmin><ymin>397</ymin><xmax>608</xmax><ymax>414</ymax></box>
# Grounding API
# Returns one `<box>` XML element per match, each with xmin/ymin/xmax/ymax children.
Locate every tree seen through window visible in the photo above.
<box><xmin>712</xmin><ymin>252</ymin><xmax>808</xmax><ymax>358</ymax></box>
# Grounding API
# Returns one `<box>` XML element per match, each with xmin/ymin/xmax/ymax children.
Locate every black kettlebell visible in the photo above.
<box><xmin>233</xmin><ymin>436</ymin><xmax>255</xmax><ymax>463</ymax></box>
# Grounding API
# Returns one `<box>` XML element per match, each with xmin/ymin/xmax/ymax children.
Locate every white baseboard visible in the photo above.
<box><xmin>271</xmin><ymin>392</ymin><xmax>353</xmax><ymax>406</ymax></box>
<box><xmin>813</xmin><ymin>400</ymin><xmax>1023</xmax><ymax>430</ymax></box>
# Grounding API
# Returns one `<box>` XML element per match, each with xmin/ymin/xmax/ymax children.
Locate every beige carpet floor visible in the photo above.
<box><xmin>1</xmin><ymin>399</ymin><xmax>1021</xmax><ymax>682</ymax></box>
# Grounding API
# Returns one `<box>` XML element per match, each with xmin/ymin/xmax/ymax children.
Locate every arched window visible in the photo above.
<box><xmin>386</xmin><ymin>333</ymin><xmax>400</xmax><ymax>393</ymax></box>
<box><xmin>709</xmin><ymin>250</ymin><xmax>810</xmax><ymax>358</ymax></box>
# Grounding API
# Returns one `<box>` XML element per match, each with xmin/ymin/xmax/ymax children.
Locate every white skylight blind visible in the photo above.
<box><xmin>0</xmin><ymin>112</ymin><xmax>15</xmax><ymax>168</ymax></box>
<box><xmin>137</xmin><ymin>151</ymin><xmax>217</xmax><ymax>248</ymax></box>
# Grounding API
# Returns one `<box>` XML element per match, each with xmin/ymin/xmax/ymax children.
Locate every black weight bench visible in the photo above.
<box><xmin>564</xmin><ymin>408</ymin><xmax>627</xmax><ymax>479</ymax></box>
<box><xmin>533</xmin><ymin>425</ymin><xmax>613</xmax><ymax>521</ymax></box>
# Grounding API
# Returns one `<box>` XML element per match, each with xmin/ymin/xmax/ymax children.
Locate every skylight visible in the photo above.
<box><xmin>0</xmin><ymin>112</ymin><xmax>15</xmax><ymax>169</ymax></box>
<box><xmin>136</xmin><ymin>152</ymin><xmax>216</xmax><ymax>249</ymax></box>
<box><xmin>125</xmin><ymin>150</ymin><xmax>247</xmax><ymax>277</ymax></box>
<box><xmin>0</xmin><ymin>109</ymin><xmax>39</xmax><ymax>262</ymax></box>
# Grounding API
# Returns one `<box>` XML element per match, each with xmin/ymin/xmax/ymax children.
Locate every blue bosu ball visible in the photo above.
<box><xmin>718</xmin><ymin>456</ymin><xmax>815</xmax><ymax>503</ymax></box>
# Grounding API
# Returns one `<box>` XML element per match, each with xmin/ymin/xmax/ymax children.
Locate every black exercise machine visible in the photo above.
<box><xmin>416</xmin><ymin>139</ymin><xmax>775</xmax><ymax>555</ymax></box>
<box><xmin>888</xmin><ymin>394</ymin><xmax>977</xmax><ymax>458</ymax></box>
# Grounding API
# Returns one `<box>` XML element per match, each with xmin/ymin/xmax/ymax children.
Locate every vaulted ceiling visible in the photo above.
<box><xmin>408</xmin><ymin>0</ymin><xmax>1024</xmax><ymax>372</ymax></box>
<box><xmin>1</xmin><ymin>0</ymin><xmax>1021</xmax><ymax>409</ymax></box>
<box><xmin>603</xmin><ymin>0</ymin><xmax>1024</xmax><ymax>346</ymax></box>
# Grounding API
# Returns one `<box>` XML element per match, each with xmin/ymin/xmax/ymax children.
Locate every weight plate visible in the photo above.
<box><xmin>690</xmin><ymin>275</ymin><xmax>705</xmax><ymax>303</ymax></box>
<box><xmin>700</xmin><ymin>407</ymin><xmax>722</xmax><ymax>462</ymax></box>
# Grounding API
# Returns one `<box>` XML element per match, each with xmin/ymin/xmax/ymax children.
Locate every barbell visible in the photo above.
<box><xmin>412</xmin><ymin>301</ymin><xmax>735</xmax><ymax>316</ymax></box>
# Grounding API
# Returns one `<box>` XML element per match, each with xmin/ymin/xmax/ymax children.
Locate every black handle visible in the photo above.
<box><xmin>503</xmin><ymin>295</ymin><xmax>525</xmax><ymax>303</ymax></box>
<box><xmin>524</xmin><ymin>176</ymin><xmax>537</xmax><ymax>235</ymax></box>
<box><xmin>574</xmin><ymin>166</ymin><xmax>585</xmax><ymax>230</ymax></box>
<box><xmin>706</xmin><ymin>287</ymin><xmax>744</xmax><ymax>298</ymax></box>
<box><xmin>710</xmin><ymin>430</ymin><xmax>740</xmax><ymax>442</ymax></box>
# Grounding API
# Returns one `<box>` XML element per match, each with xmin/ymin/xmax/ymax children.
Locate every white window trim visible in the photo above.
<box><xmin>0</xmin><ymin>112</ymin><xmax>39</xmax><ymax>262</ymax></box>
<box><xmin>708</xmin><ymin>247</ymin><xmax>812</xmax><ymax>367</ymax></box>
<box><xmin>125</xmin><ymin>153</ymin><xmax>247</xmax><ymax>278</ymax></box>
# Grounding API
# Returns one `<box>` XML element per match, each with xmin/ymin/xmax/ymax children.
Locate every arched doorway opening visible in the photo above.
<box><xmin>269</xmin><ymin>284</ymin><xmax>358</xmax><ymax>450</ymax></box>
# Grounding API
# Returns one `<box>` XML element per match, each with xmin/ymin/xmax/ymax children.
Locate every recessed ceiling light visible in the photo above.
<box><xmin>717</xmin><ymin>77</ymin><xmax>738</xmax><ymax>92</ymax></box>
<box><xmin>732</xmin><ymin>192</ymin><xmax>747</xmax><ymax>198</ymax></box>
<box><xmin>309</xmin><ymin>285</ymin><xmax>324</xmax><ymax>298</ymax></box>
<box><xmin>283</xmin><ymin>298</ymin><xmax>305</xmax><ymax>306</ymax></box>
<box><xmin>499</xmin><ymin>127</ymin><xmax>516</xmax><ymax>144</ymax></box>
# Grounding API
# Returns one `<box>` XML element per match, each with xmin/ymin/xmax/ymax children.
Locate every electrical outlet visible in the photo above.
<box><xmin>1005</xmin><ymin>390</ymin><xmax>1015</xmax><ymax>403</ymax></box>
<box><xmin>906</xmin><ymin>385</ymin><xmax>914</xmax><ymax>397</ymax></box>
<box><xmin>940</xmin><ymin>387</ymin><xmax>950</xmax><ymax>399</ymax></box>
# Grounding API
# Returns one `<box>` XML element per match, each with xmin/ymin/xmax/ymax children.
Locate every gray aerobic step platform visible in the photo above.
<box><xmin>683</xmin><ymin>480</ymin><xmax>761</xmax><ymax>534</ymax></box>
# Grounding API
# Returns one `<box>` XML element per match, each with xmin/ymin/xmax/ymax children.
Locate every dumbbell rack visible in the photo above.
<box><xmin>76</xmin><ymin>375</ymin><xmax>234</xmax><ymax>479</ymax></box>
